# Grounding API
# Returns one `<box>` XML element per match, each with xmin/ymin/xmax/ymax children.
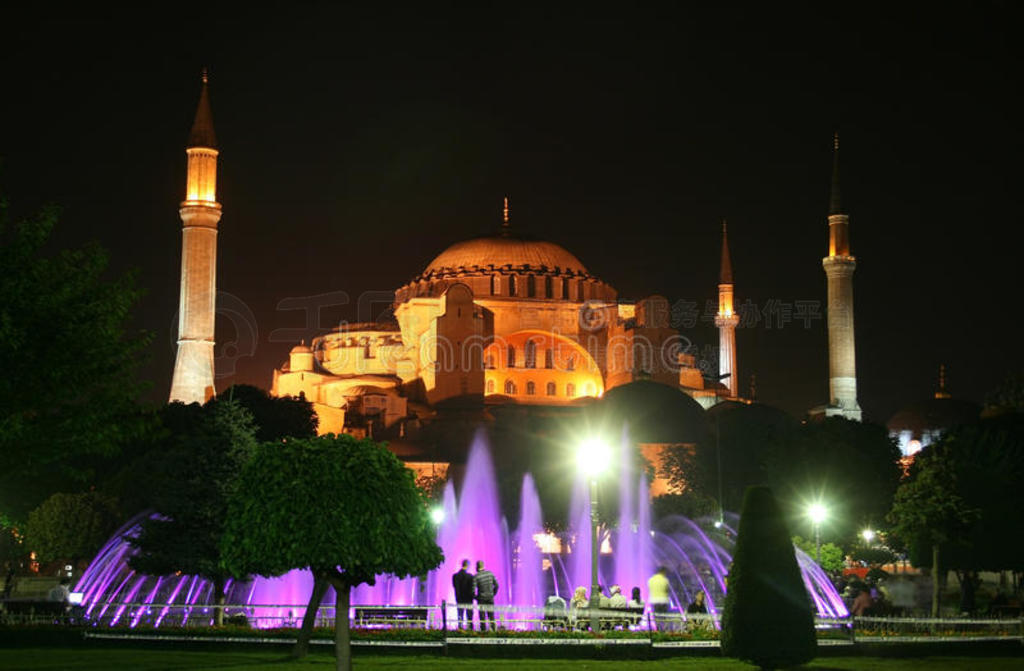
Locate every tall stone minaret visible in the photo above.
<box><xmin>714</xmin><ymin>220</ymin><xmax>740</xmax><ymax>398</ymax></box>
<box><xmin>169</xmin><ymin>71</ymin><xmax>220</xmax><ymax>404</ymax></box>
<box><xmin>821</xmin><ymin>134</ymin><xmax>861</xmax><ymax>420</ymax></box>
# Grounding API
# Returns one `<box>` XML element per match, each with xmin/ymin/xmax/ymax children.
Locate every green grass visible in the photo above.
<box><xmin>1</xmin><ymin>650</ymin><xmax>1023</xmax><ymax>671</ymax></box>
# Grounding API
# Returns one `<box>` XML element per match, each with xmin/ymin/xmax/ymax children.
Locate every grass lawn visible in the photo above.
<box><xmin>2</xmin><ymin>650</ymin><xmax>1023</xmax><ymax>670</ymax></box>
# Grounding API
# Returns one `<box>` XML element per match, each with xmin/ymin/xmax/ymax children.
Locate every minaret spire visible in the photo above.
<box><xmin>829</xmin><ymin>132</ymin><xmax>842</xmax><ymax>215</ymax></box>
<box><xmin>820</xmin><ymin>133</ymin><xmax>861</xmax><ymax>420</ymax></box>
<box><xmin>170</xmin><ymin>72</ymin><xmax>222</xmax><ymax>404</ymax></box>
<box><xmin>714</xmin><ymin>219</ymin><xmax>740</xmax><ymax>399</ymax></box>
<box><xmin>935</xmin><ymin>364</ymin><xmax>952</xmax><ymax>399</ymax></box>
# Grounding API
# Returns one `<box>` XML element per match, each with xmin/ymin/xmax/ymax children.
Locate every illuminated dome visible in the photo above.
<box><xmin>423</xmin><ymin>234</ymin><xmax>588</xmax><ymax>275</ymax></box>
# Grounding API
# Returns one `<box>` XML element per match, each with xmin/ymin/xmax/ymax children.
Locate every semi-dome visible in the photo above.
<box><xmin>887</xmin><ymin>397</ymin><xmax>981</xmax><ymax>441</ymax></box>
<box><xmin>592</xmin><ymin>380</ymin><xmax>710</xmax><ymax>445</ymax></box>
<box><xmin>423</xmin><ymin>234</ymin><xmax>588</xmax><ymax>275</ymax></box>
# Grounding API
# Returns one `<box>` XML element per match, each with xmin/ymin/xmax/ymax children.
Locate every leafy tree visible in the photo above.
<box><xmin>221</xmin><ymin>434</ymin><xmax>443</xmax><ymax>670</ymax></box>
<box><xmin>23</xmin><ymin>491</ymin><xmax>120</xmax><ymax>567</ymax></box>
<box><xmin>0</xmin><ymin>199</ymin><xmax>151</xmax><ymax>519</ymax></box>
<box><xmin>127</xmin><ymin>398</ymin><xmax>258</xmax><ymax>625</ymax></box>
<box><xmin>792</xmin><ymin>535</ymin><xmax>845</xmax><ymax>573</ymax></box>
<box><xmin>889</xmin><ymin>413</ymin><xmax>1024</xmax><ymax>614</ymax></box>
<box><xmin>887</xmin><ymin>442</ymin><xmax>978</xmax><ymax>617</ymax></box>
<box><xmin>765</xmin><ymin>417</ymin><xmax>901</xmax><ymax>546</ymax></box>
<box><xmin>220</xmin><ymin>384</ymin><xmax>318</xmax><ymax>441</ymax></box>
<box><xmin>652</xmin><ymin>491</ymin><xmax>719</xmax><ymax>522</ymax></box>
<box><xmin>721</xmin><ymin>486</ymin><xmax>816</xmax><ymax>670</ymax></box>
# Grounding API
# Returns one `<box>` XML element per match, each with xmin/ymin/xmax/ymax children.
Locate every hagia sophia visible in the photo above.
<box><xmin>168</xmin><ymin>75</ymin><xmax>977</xmax><ymax>489</ymax></box>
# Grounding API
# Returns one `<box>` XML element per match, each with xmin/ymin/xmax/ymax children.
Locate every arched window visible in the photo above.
<box><xmin>577</xmin><ymin>282</ymin><xmax>584</xmax><ymax>302</ymax></box>
<box><xmin>526</xmin><ymin>381</ymin><xmax>536</xmax><ymax>395</ymax></box>
<box><xmin>544</xmin><ymin>275</ymin><xmax>553</xmax><ymax>298</ymax></box>
<box><xmin>491</xmin><ymin>275</ymin><xmax>499</xmax><ymax>295</ymax></box>
<box><xmin>562</xmin><ymin>278</ymin><xmax>570</xmax><ymax>300</ymax></box>
<box><xmin>486</xmin><ymin>354</ymin><xmax>495</xmax><ymax>369</ymax></box>
<box><xmin>486</xmin><ymin>379</ymin><xmax>495</xmax><ymax>394</ymax></box>
<box><xmin>566</xmin><ymin>355</ymin><xmax>575</xmax><ymax>371</ymax></box>
<box><xmin>508</xmin><ymin>275</ymin><xmax>517</xmax><ymax>297</ymax></box>
<box><xmin>566</xmin><ymin>383</ymin><xmax>576</xmax><ymax>398</ymax></box>
<box><xmin>544</xmin><ymin>349</ymin><xmax>553</xmax><ymax>369</ymax></box>
<box><xmin>525</xmin><ymin>340</ymin><xmax>537</xmax><ymax>368</ymax></box>
<box><xmin>584</xmin><ymin>382</ymin><xmax>594</xmax><ymax>396</ymax></box>
<box><xmin>507</xmin><ymin>345</ymin><xmax>516</xmax><ymax>368</ymax></box>
<box><xmin>527</xmin><ymin>275</ymin><xmax>536</xmax><ymax>298</ymax></box>
<box><xmin>546</xmin><ymin>381</ymin><xmax>556</xmax><ymax>396</ymax></box>
<box><xmin>504</xmin><ymin>379</ymin><xmax>517</xmax><ymax>395</ymax></box>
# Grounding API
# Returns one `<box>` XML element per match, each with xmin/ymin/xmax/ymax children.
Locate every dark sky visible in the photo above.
<box><xmin>2</xmin><ymin>6</ymin><xmax>1020</xmax><ymax>424</ymax></box>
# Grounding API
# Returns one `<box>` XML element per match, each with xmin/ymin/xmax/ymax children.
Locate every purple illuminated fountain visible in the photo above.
<box><xmin>75</xmin><ymin>430</ymin><xmax>848</xmax><ymax>628</ymax></box>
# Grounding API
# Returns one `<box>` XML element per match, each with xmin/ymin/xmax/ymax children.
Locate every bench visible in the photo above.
<box><xmin>353</xmin><ymin>605</ymin><xmax>429</xmax><ymax>628</ymax></box>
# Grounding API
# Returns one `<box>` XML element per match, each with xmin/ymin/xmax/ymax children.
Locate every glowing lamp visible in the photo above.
<box><xmin>861</xmin><ymin>528</ymin><xmax>875</xmax><ymax>543</ymax></box>
<box><xmin>577</xmin><ymin>438</ymin><xmax>611</xmax><ymax>479</ymax></box>
<box><xmin>807</xmin><ymin>503</ymin><xmax>828</xmax><ymax>524</ymax></box>
<box><xmin>430</xmin><ymin>507</ymin><xmax>445</xmax><ymax>525</ymax></box>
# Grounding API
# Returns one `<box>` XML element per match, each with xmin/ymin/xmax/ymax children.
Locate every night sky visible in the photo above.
<box><xmin>2</xmin><ymin>6</ymin><xmax>1020</xmax><ymax>424</ymax></box>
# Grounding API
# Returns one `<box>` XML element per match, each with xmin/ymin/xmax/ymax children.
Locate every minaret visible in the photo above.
<box><xmin>821</xmin><ymin>134</ymin><xmax>861</xmax><ymax>420</ymax></box>
<box><xmin>169</xmin><ymin>71</ymin><xmax>221</xmax><ymax>404</ymax></box>
<box><xmin>714</xmin><ymin>220</ymin><xmax>740</xmax><ymax>398</ymax></box>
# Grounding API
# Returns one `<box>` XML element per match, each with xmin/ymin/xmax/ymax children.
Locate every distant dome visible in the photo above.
<box><xmin>887</xmin><ymin>397</ymin><xmax>981</xmax><ymax>440</ymax></box>
<box><xmin>594</xmin><ymin>380</ymin><xmax>710</xmax><ymax>445</ymax></box>
<box><xmin>423</xmin><ymin>234</ymin><xmax>588</xmax><ymax>275</ymax></box>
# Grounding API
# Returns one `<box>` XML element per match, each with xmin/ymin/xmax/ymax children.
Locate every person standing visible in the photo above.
<box><xmin>474</xmin><ymin>560</ymin><xmax>499</xmax><ymax>631</ymax></box>
<box><xmin>452</xmin><ymin>559</ymin><xmax>476</xmax><ymax>630</ymax></box>
<box><xmin>647</xmin><ymin>566</ymin><xmax>671</xmax><ymax>630</ymax></box>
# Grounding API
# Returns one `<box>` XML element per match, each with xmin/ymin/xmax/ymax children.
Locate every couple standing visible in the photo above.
<box><xmin>452</xmin><ymin>559</ymin><xmax>499</xmax><ymax>630</ymax></box>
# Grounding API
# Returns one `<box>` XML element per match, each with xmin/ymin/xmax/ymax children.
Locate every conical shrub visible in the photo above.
<box><xmin>721</xmin><ymin>486</ymin><xmax>816</xmax><ymax>669</ymax></box>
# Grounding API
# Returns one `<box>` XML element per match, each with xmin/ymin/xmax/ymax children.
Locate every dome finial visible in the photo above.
<box><xmin>501</xmin><ymin>196</ymin><xmax>511</xmax><ymax>235</ymax></box>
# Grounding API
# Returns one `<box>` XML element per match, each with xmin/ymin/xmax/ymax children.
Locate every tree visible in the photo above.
<box><xmin>220</xmin><ymin>384</ymin><xmax>318</xmax><ymax>441</ymax></box>
<box><xmin>888</xmin><ymin>413</ymin><xmax>1024</xmax><ymax>614</ymax></box>
<box><xmin>0</xmin><ymin>199</ymin><xmax>150</xmax><ymax>519</ymax></box>
<box><xmin>765</xmin><ymin>417</ymin><xmax>901</xmax><ymax>546</ymax></box>
<box><xmin>127</xmin><ymin>398</ymin><xmax>258</xmax><ymax>625</ymax></box>
<box><xmin>221</xmin><ymin>434</ymin><xmax>443</xmax><ymax>671</ymax></box>
<box><xmin>887</xmin><ymin>442</ymin><xmax>978</xmax><ymax>617</ymax></box>
<box><xmin>792</xmin><ymin>535</ymin><xmax>845</xmax><ymax>573</ymax></box>
<box><xmin>721</xmin><ymin>486</ymin><xmax>816</xmax><ymax>670</ymax></box>
<box><xmin>23</xmin><ymin>491</ymin><xmax>120</xmax><ymax>568</ymax></box>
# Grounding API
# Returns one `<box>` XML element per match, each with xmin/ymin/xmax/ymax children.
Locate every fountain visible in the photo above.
<box><xmin>75</xmin><ymin>430</ymin><xmax>848</xmax><ymax>628</ymax></box>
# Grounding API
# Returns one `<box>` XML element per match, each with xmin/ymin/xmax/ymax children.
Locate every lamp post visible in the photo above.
<box><xmin>861</xmin><ymin>528</ymin><xmax>875</xmax><ymax>545</ymax></box>
<box><xmin>807</xmin><ymin>503</ymin><xmax>828</xmax><ymax>565</ymax></box>
<box><xmin>578</xmin><ymin>438</ymin><xmax>611</xmax><ymax>633</ymax></box>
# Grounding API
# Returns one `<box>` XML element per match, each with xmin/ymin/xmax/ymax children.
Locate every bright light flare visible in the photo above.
<box><xmin>577</xmin><ymin>438</ymin><xmax>611</xmax><ymax>478</ymax></box>
<box><xmin>430</xmin><ymin>507</ymin><xmax>445</xmax><ymax>525</ymax></box>
<box><xmin>861</xmin><ymin>528</ymin><xmax>875</xmax><ymax>543</ymax></box>
<box><xmin>807</xmin><ymin>502</ymin><xmax>828</xmax><ymax>524</ymax></box>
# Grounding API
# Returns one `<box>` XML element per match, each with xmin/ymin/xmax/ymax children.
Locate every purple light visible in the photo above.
<box><xmin>77</xmin><ymin>432</ymin><xmax>849</xmax><ymax>627</ymax></box>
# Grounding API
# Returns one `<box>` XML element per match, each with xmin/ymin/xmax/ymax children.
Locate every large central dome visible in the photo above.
<box><xmin>423</xmin><ymin>234</ymin><xmax>588</xmax><ymax>275</ymax></box>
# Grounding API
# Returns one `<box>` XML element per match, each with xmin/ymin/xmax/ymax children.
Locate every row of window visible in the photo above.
<box><xmin>486</xmin><ymin>345</ymin><xmax>575</xmax><ymax>370</ymax></box>
<box><xmin>485</xmin><ymin>379</ymin><xmax>594</xmax><ymax>397</ymax></box>
<box><xmin>490</xmin><ymin>274</ymin><xmax>596</xmax><ymax>300</ymax></box>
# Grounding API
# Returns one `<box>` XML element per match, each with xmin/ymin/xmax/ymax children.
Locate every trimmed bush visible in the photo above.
<box><xmin>721</xmin><ymin>486</ymin><xmax>816</xmax><ymax>669</ymax></box>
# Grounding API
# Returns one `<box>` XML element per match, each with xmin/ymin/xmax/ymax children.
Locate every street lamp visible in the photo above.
<box><xmin>430</xmin><ymin>507</ymin><xmax>445</xmax><ymax>525</ymax></box>
<box><xmin>577</xmin><ymin>437</ymin><xmax>611</xmax><ymax>632</ymax></box>
<box><xmin>861</xmin><ymin>528</ymin><xmax>875</xmax><ymax>544</ymax></box>
<box><xmin>807</xmin><ymin>502</ymin><xmax>828</xmax><ymax>565</ymax></box>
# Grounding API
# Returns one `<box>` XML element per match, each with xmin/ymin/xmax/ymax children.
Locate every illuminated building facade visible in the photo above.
<box><xmin>270</xmin><ymin>198</ymin><xmax>732</xmax><ymax>437</ymax></box>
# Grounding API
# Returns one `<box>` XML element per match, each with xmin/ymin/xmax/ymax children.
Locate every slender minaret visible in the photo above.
<box><xmin>169</xmin><ymin>71</ymin><xmax>221</xmax><ymax>404</ymax></box>
<box><xmin>821</xmin><ymin>134</ymin><xmax>861</xmax><ymax>420</ymax></box>
<box><xmin>714</xmin><ymin>220</ymin><xmax>740</xmax><ymax>398</ymax></box>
